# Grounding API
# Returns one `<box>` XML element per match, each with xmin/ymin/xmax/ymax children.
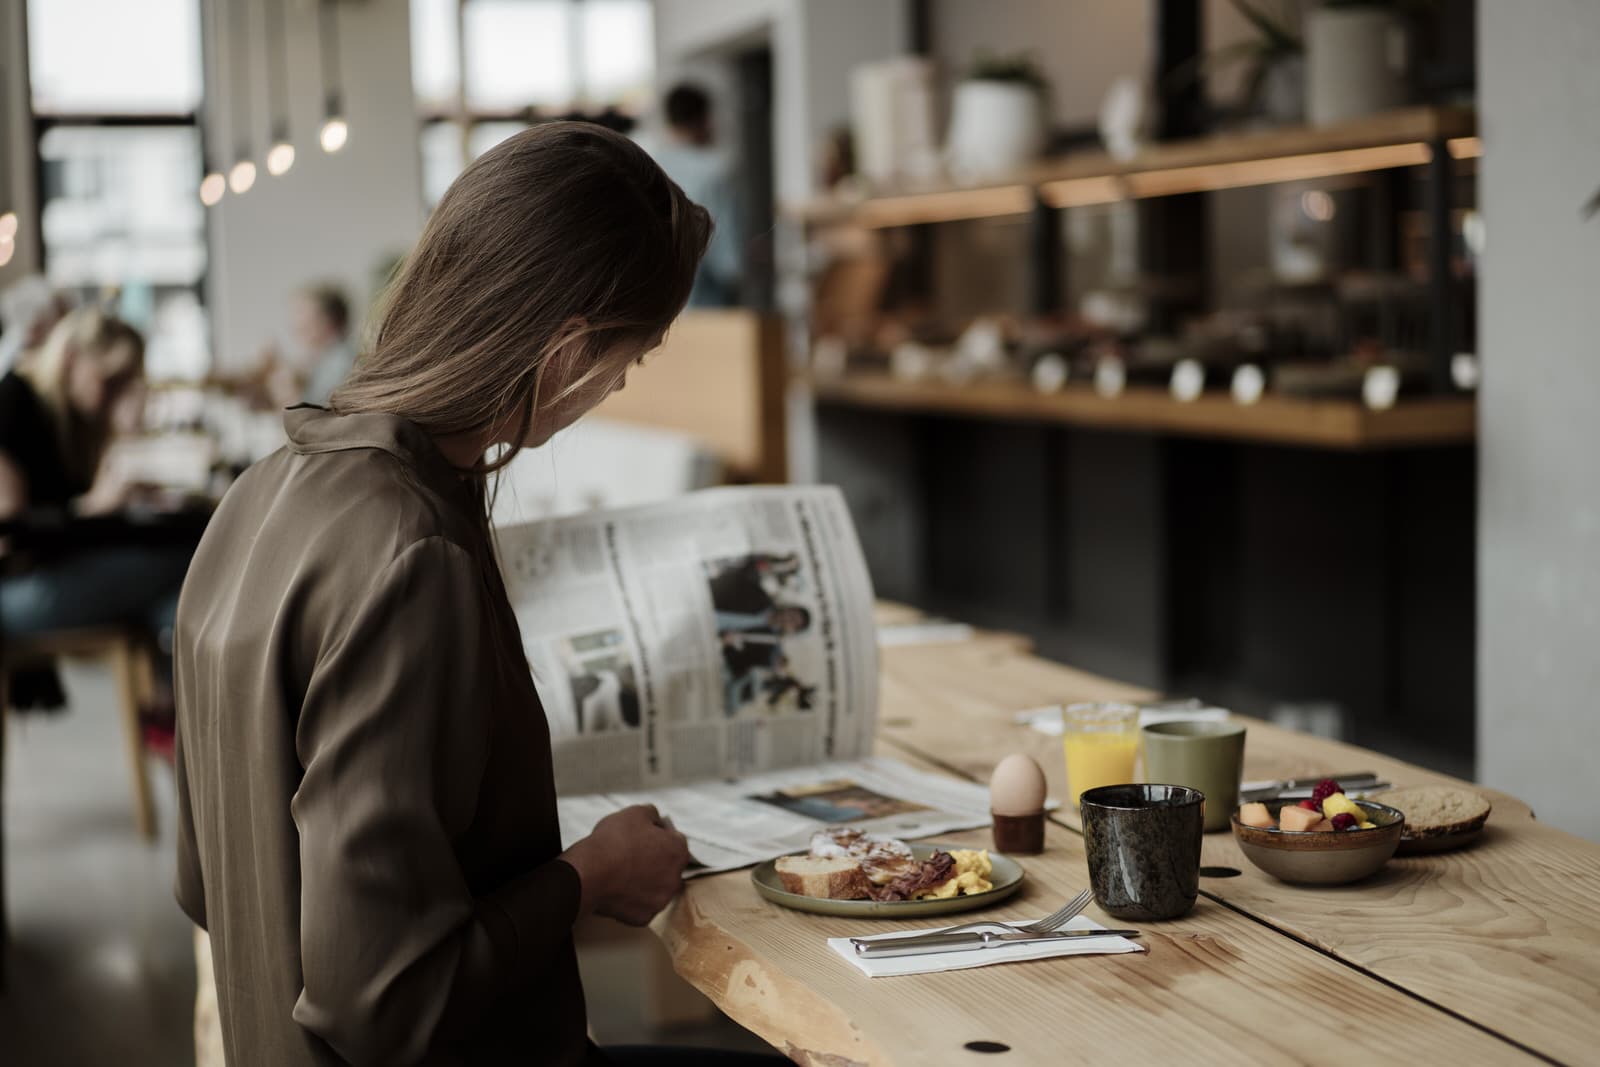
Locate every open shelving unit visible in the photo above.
<box><xmin>790</xmin><ymin>106</ymin><xmax>1479</xmax><ymax>229</ymax></box>
<box><xmin>797</xmin><ymin>106</ymin><xmax>1480</xmax><ymax>446</ymax></box>
<box><xmin>809</xmin><ymin>373</ymin><xmax>1477</xmax><ymax>451</ymax></box>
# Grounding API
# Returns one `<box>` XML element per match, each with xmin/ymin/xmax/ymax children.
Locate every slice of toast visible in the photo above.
<box><xmin>1370</xmin><ymin>786</ymin><xmax>1491</xmax><ymax>837</ymax></box>
<box><xmin>775</xmin><ymin>854</ymin><xmax>870</xmax><ymax>900</ymax></box>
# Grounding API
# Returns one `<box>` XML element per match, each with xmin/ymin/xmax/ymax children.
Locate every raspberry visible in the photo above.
<box><xmin>1310</xmin><ymin>779</ymin><xmax>1343</xmax><ymax>806</ymax></box>
<box><xmin>1331</xmin><ymin>812</ymin><xmax>1357</xmax><ymax>831</ymax></box>
<box><xmin>1298</xmin><ymin>798</ymin><xmax>1321</xmax><ymax>811</ymax></box>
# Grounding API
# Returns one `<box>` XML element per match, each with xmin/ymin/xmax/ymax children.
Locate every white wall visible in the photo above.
<box><xmin>205</xmin><ymin>0</ymin><xmax>422</xmax><ymax>370</ymax></box>
<box><xmin>931</xmin><ymin>0</ymin><xmax>1148</xmax><ymax>128</ymax></box>
<box><xmin>930</xmin><ymin>0</ymin><xmax>1262</xmax><ymax>131</ymax></box>
<box><xmin>1478</xmin><ymin>0</ymin><xmax>1600</xmax><ymax>841</ymax></box>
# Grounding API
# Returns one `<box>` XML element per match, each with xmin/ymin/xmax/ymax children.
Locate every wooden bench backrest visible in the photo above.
<box><xmin>594</xmin><ymin>309</ymin><xmax>787</xmax><ymax>484</ymax></box>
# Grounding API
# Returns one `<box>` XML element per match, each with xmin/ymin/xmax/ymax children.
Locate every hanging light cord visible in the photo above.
<box><xmin>232</xmin><ymin>0</ymin><xmax>253</xmax><ymax>161</ymax></box>
<box><xmin>267</xmin><ymin>0</ymin><xmax>291</xmax><ymax>141</ymax></box>
<box><xmin>198</xmin><ymin>0</ymin><xmax>221</xmax><ymax>174</ymax></box>
<box><xmin>319</xmin><ymin>0</ymin><xmax>342</xmax><ymax>117</ymax></box>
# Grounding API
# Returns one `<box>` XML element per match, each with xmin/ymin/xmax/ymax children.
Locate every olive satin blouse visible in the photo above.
<box><xmin>174</xmin><ymin>407</ymin><xmax>597</xmax><ymax>1066</ymax></box>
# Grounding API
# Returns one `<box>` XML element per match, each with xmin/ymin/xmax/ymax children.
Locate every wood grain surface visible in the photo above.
<box><xmin>869</xmin><ymin>638</ymin><xmax>1600</xmax><ymax>1065</ymax></box>
<box><xmin>657</xmin><ymin>820</ymin><xmax>1542</xmax><ymax>1067</ymax></box>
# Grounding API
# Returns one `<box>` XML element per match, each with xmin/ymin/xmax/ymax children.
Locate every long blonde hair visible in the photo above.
<box><xmin>18</xmin><ymin>307</ymin><xmax>145</xmax><ymax>489</ymax></box>
<box><xmin>332</xmin><ymin>122</ymin><xmax>711</xmax><ymax>499</ymax></box>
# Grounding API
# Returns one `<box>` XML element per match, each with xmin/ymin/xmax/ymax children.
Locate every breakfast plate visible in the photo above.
<box><xmin>752</xmin><ymin>843</ymin><xmax>1025</xmax><ymax>917</ymax></box>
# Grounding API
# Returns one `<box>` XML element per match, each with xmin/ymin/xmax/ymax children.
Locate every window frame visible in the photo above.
<box><xmin>23</xmin><ymin>0</ymin><xmax>212</xmax><ymax>378</ymax></box>
<box><xmin>415</xmin><ymin>0</ymin><xmax>655</xmax><ymax>207</ymax></box>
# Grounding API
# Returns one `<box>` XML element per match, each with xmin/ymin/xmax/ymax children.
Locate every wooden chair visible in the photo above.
<box><xmin>0</xmin><ymin>627</ymin><xmax>161</xmax><ymax>986</ymax></box>
<box><xmin>0</xmin><ymin>627</ymin><xmax>160</xmax><ymax>841</ymax></box>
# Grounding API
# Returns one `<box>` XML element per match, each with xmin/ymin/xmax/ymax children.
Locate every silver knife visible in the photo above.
<box><xmin>1239</xmin><ymin>773</ymin><xmax>1383</xmax><ymax>803</ymax></box>
<box><xmin>852</xmin><ymin>927</ymin><xmax>1141</xmax><ymax>959</ymax></box>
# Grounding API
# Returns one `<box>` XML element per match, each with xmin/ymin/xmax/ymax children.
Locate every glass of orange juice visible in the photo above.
<box><xmin>1063</xmin><ymin>702</ymin><xmax>1141</xmax><ymax>803</ymax></box>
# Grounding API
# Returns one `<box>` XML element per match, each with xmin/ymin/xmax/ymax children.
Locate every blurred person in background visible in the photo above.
<box><xmin>0</xmin><ymin>308</ymin><xmax>192</xmax><ymax>719</ymax></box>
<box><xmin>0</xmin><ymin>274</ymin><xmax>72</xmax><ymax>374</ymax></box>
<box><xmin>292</xmin><ymin>284</ymin><xmax>357</xmax><ymax>405</ymax></box>
<box><xmin>224</xmin><ymin>283</ymin><xmax>358</xmax><ymax>410</ymax></box>
<box><xmin>640</xmin><ymin>83</ymin><xmax>743</xmax><ymax>307</ymax></box>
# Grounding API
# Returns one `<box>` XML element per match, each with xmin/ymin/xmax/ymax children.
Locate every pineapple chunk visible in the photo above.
<box><xmin>1321</xmin><ymin>792</ymin><xmax>1366</xmax><ymax>823</ymax></box>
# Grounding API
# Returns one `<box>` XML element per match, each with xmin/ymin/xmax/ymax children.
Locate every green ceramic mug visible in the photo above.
<box><xmin>1141</xmin><ymin>720</ymin><xmax>1247</xmax><ymax>832</ymax></box>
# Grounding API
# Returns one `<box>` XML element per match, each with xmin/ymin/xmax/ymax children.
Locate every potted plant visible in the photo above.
<box><xmin>946</xmin><ymin>52</ymin><xmax>1049</xmax><ymax>181</ymax></box>
<box><xmin>1190</xmin><ymin>0</ymin><xmax>1305</xmax><ymax>124</ymax></box>
<box><xmin>1305</xmin><ymin>0</ymin><xmax>1417</xmax><ymax>125</ymax></box>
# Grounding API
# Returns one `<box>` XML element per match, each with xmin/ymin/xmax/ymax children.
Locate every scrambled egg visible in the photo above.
<box><xmin>917</xmin><ymin>849</ymin><xmax>994</xmax><ymax>899</ymax></box>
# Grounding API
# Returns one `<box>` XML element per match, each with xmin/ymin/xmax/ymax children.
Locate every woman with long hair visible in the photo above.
<box><xmin>0</xmin><ymin>309</ymin><xmax>191</xmax><ymax>690</ymax></box>
<box><xmin>173</xmin><ymin>123</ymin><xmax>785</xmax><ymax>1065</ymax></box>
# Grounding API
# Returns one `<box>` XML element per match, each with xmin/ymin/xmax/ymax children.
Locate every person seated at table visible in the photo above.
<box><xmin>0</xmin><ymin>308</ymin><xmax>193</xmax><ymax>715</ymax></box>
<box><xmin>0</xmin><ymin>273</ymin><xmax>72</xmax><ymax>374</ymax></box>
<box><xmin>222</xmin><ymin>284</ymin><xmax>358</xmax><ymax>410</ymax></box>
<box><xmin>173</xmin><ymin>122</ymin><xmax>788</xmax><ymax>1067</ymax></box>
<box><xmin>288</xmin><ymin>283</ymin><xmax>357</xmax><ymax>405</ymax></box>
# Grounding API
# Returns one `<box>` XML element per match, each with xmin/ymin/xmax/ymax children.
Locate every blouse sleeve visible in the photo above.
<box><xmin>288</xmin><ymin>536</ymin><xmax>582</xmax><ymax>1066</ymax></box>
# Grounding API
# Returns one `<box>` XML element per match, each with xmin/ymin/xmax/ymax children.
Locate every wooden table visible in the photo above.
<box><xmin>653</xmin><ymin>628</ymin><xmax>1600</xmax><ymax>1066</ymax></box>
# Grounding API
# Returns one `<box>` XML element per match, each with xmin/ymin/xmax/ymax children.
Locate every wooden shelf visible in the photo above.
<box><xmin>792</xmin><ymin>106</ymin><xmax>1478</xmax><ymax>228</ymax></box>
<box><xmin>808</xmin><ymin>373</ymin><xmax>1477</xmax><ymax>450</ymax></box>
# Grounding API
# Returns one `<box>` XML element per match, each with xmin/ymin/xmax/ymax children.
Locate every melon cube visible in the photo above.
<box><xmin>1238</xmin><ymin>802</ymin><xmax>1275</xmax><ymax>829</ymax></box>
<box><xmin>1279</xmin><ymin>804</ymin><xmax>1325</xmax><ymax>832</ymax></box>
<box><xmin>1311</xmin><ymin>818</ymin><xmax>1335</xmax><ymax>832</ymax></box>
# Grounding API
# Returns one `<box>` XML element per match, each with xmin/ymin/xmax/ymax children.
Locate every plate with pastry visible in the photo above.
<box><xmin>1368</xmin><ymin>785</ymin><xmax>1492</xmax><ymax>854</ymax></box>
<box><xmin>752</xmin><ymin>828</ymin><xmax>1025</xmax><ymax>917</ymax></box>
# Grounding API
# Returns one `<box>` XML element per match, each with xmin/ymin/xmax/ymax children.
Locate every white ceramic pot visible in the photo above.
<box><xmin>1305</xmin><ymin>6</ymin><xmax>1409</xmax><ymax>126</ymax></box>
<box><xmin>946</xmin><ymin>79</ymin><xmax>1044</xmax><ymax>180</ymax></box>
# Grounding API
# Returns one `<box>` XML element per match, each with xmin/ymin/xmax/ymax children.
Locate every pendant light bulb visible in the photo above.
<box><xmin>199</xmin><ymin>172</ymin><xmax>227</xmax><ymax>207</ymax></box>
<box><xmin>320</xmin><ymin>117</ymin><xmax>348</xmax><ymax>154</ymax></box>
<box><xmin>228</xmin><ymin>159</ymin><xmax>258</xmax><ymax>195</ymax></box>
<box><xmin>266</xmin><ymin>141</ymin><xmax>296</xmax><ymax>176</ymax></box>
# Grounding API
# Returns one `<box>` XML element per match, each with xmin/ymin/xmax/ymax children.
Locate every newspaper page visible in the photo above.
<box><xmin>497</xmin><ymin>485</ymin><xmax>993</xmax><ymax>873</ymax></box>
<box><xmin>498</xmin><ymin>485</ymin><xmax>880</xmax><ymax>794</ymax></box>
<box><xmin>555</xmin><ymin>757</ymin><xmax>995</xmax><ymax>876</ymax></box>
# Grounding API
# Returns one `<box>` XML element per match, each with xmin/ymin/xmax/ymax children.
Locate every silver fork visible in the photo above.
<box><xmin>904</xmin><ymin>888</ymin><xmax>1094</xmax><ymax>942</ymax></box>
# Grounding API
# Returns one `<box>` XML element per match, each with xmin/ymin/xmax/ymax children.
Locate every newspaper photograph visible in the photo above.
<box><xmin>496</xmin><ymin>486</ymin><xmax>880</xmax><ymax>795</ymax></box>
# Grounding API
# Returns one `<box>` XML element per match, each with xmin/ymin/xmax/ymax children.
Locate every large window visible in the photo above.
<box><xmin>27</xmin><ymin>0</ymin><xmax>208</xmax><ymax>380</ymax></box>
<box><xmin>410</xmin><ymin>0</ymin><xmax>655</xmax><ymax>206</ymax></box>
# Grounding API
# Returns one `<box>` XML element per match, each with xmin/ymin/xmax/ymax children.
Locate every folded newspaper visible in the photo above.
<box><xmin>496</xmin><ymin>486</ymin><xmax>993</xmax><ymax>875</ymax></box>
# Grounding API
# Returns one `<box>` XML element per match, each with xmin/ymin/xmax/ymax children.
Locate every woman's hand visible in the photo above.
<box><xmin>560</xmin><ymin>804</ymin><xmax>690</xmax><ymax>925</ymax></box>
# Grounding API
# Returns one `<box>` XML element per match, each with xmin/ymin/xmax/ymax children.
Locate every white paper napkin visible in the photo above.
<box><xmin>829</xmin><ymin>915</ymin><xmax>1145</xmax><ymax>977</ymax></box>
<box><xmin>1014</xmin><ymin>704</ymin><xmax>1230</xmax><ymax>736</ymax></box>
<box><xmin>876</xmin><ymin>621</ymin><xmax>976</xmax><ymax>647</ymax></box>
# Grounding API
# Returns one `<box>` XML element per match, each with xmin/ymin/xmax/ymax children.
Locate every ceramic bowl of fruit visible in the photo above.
<box><xmin>1231</xmin><ymin>779</ymin><xmax>1405</xmax><ymax>886</ymax></box>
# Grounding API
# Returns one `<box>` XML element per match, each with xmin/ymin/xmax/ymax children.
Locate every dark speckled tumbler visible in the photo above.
<box><xmin>1080</xmin><ymin>784</ymin><xmax>1205</xmax><ymax>921</ymax></box>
